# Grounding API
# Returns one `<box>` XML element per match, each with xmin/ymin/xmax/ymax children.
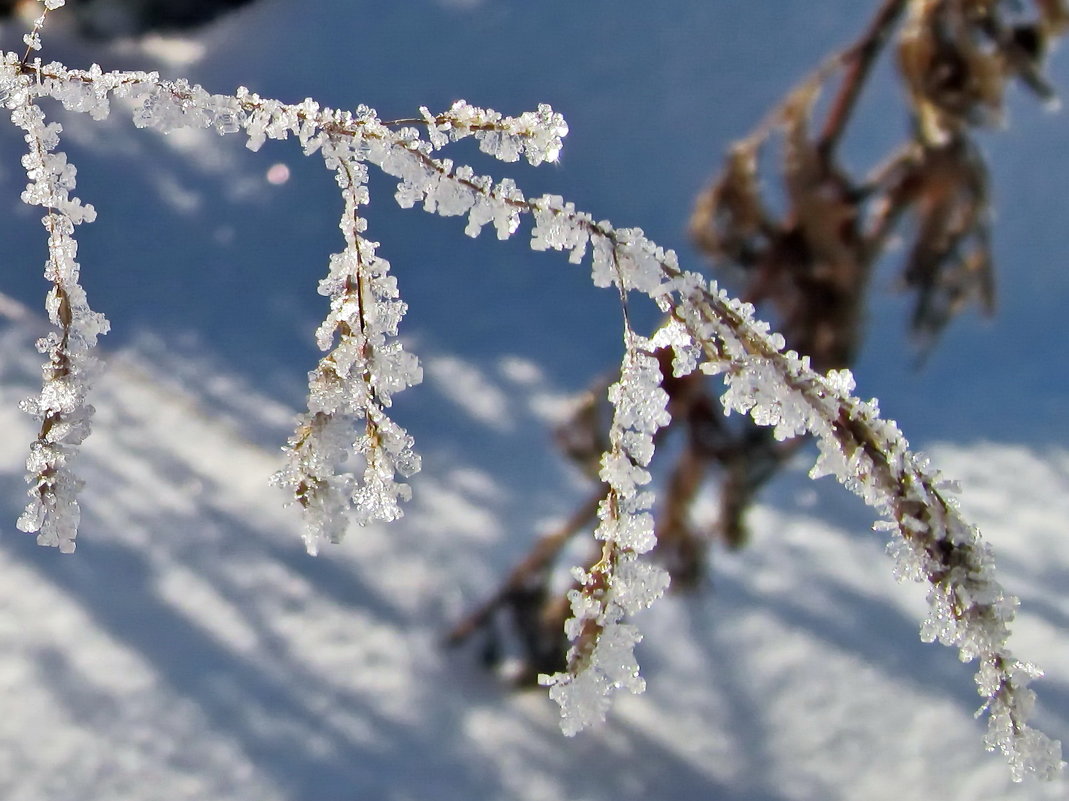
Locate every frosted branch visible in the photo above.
<box><xmin>518</xmin><ymin>198</ymin><xmax>1062</xmax><ymax>778</ymax></box>
<box><xmin>271</xmin><ymin>133</ymin><xmax>422</xmax><ymax>554</ymax></box>
<box><xmin>1</xmin><ymin>5</ymin><xmax>1060</xmax><ymax>778</ymax></box>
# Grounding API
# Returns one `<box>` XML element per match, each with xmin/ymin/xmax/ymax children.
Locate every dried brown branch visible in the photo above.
<box><xmin>819</xmin><ymin>0</ymin><xmax>910</xmax><ymax>158</ymax></box>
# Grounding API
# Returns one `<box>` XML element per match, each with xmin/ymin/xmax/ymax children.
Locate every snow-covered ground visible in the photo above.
<box><xmin>0</xmin><ymin>1</ymin><xmax>1068</xmax><ymax>799</ymax></box>
<box><xmin>2</xmin><ymin>296</ymin><xmax>1067</xmax><ymax>801</ymax></box>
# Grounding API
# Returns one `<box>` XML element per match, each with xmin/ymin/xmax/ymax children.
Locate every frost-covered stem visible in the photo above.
<box><xmin>271</xmin><ymin>135</ymin><xmax>422</xmax><ymax>554</ymax></box>
<box><xmin>6</xmin><ymin>57</ymin><xmax>106</xmax><ymax>554</ymax></box>
<box><xmin>20</xmin><ymin>1</ymin><xmax>65</xmax><ymax>64</ymax></box>
<box><xmin>540</xmin><ymin>318</ymin><xmax>672</xmax><ymax>734</ymax></box>
<box><xmin>674</xmin><ymin>281</ymin><xmax>1063</xmax><ymax>780</ymax></box>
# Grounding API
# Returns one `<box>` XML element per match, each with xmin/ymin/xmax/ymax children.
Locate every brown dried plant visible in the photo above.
<box><xmin>448</xmin><ymin>0</ymin><xmax>1069</xmax><ymax>685</ymax></box>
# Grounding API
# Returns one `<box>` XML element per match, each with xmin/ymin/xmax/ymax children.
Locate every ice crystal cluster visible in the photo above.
<box><xmin>2</xmin><ymin>1</ymin><xmax>1062</xmax><ymax>781</ymax></box>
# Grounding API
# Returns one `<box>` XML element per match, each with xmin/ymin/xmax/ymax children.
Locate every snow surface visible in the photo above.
<box><xmin>0</xmin><ymin>1</ymin><xmax>1068</xmax><ymax>799</ymax></box>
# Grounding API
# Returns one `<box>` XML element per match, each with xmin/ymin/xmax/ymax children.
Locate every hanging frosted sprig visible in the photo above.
<box><xmin>538</xmin><ymin>326</ymin><xmax>673</xmax><ymax>733</ymax></box>
<box><xmin>272</xmin><ymin>132</ymin><xmax>422</xmax><ymax>555</ymax></box>
<box><xmin>538</xmin><ymin>238</ymin><xmax>673</xmax><ymax>733</ymax></box>
<box><xmin>4</xmin><ymin>53</ymin><xmax>107</xmax><ymax>553</ymax></box>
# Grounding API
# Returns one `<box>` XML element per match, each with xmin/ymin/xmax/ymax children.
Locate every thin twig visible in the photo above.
<box><xmin>445</xmin><ymin>490</ymin><xmax>602</xmax><ymax>646</ymax></box>
<box><xmin>818</xmin><ymin>0</ymin><xmax>910</xmax><ymax>159</ymax></box>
